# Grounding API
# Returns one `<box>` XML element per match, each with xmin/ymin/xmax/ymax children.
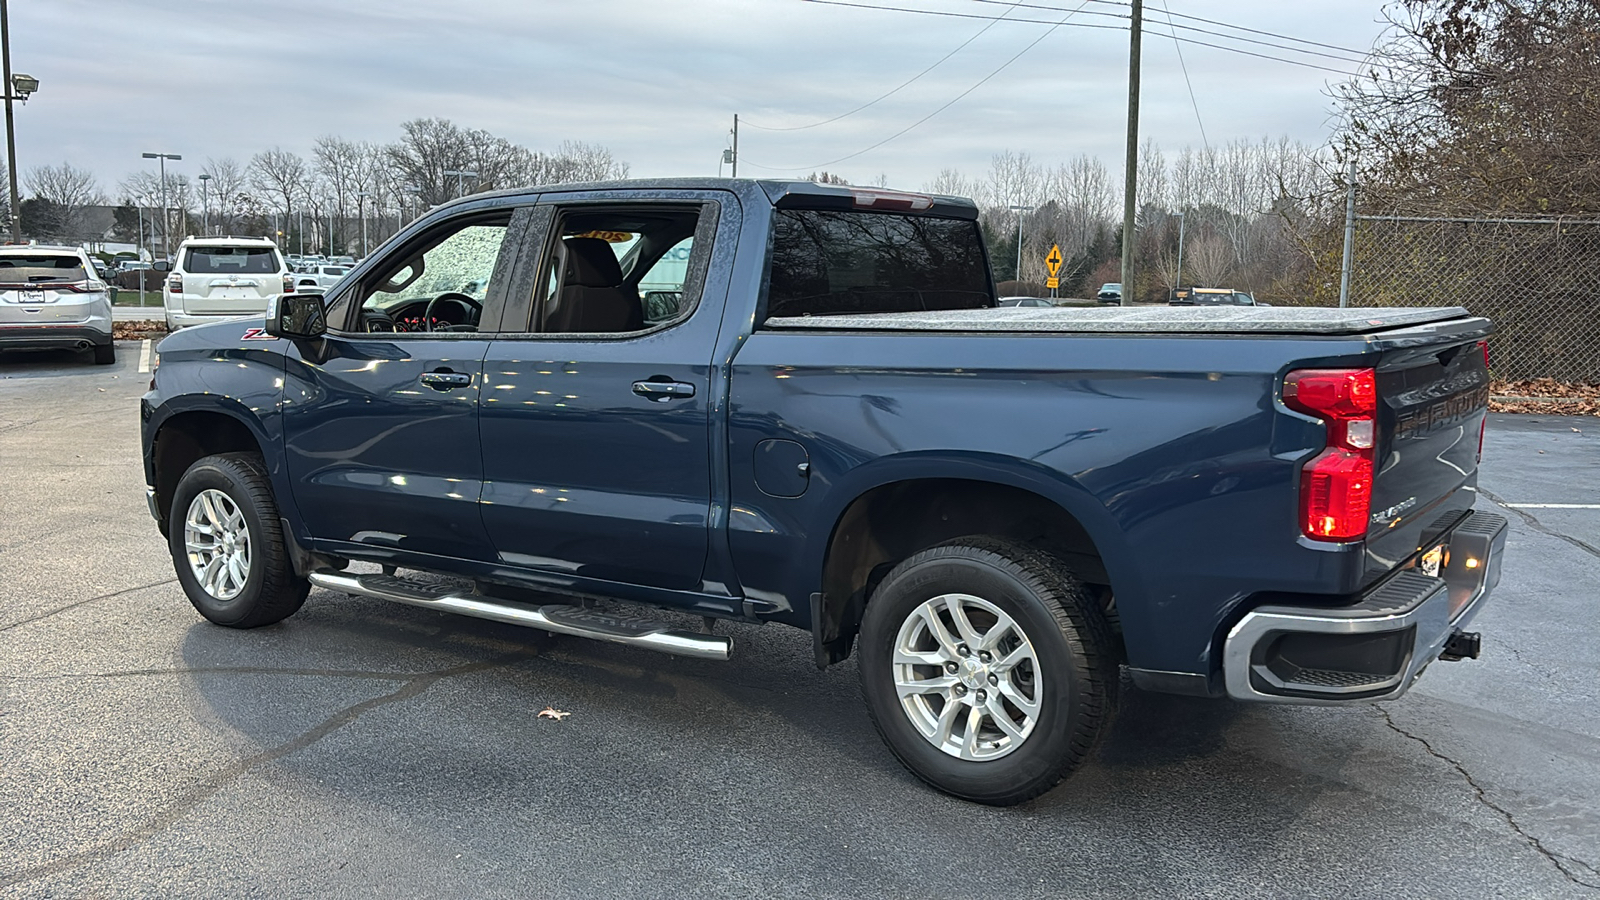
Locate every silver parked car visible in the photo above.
<box><xmin>0</xmin><ymin>245</ymin><xmax>115</xmax><ymax>364</ymax></box>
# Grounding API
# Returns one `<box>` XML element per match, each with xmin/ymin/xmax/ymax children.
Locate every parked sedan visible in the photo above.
<box><xmin>997</xmin><ymin>296</ymin><xmax>1055</xmax><ymax>308</ymax></box>
<box><xmin>1096</xmin><ymin>282</ymin><xmax>1122</xmax><ymax>304</ymax></box>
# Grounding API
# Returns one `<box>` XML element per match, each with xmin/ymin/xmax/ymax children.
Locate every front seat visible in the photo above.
<box><xmin>546</xmin><ymin>237</ymin><xmax>643</xmax><ymax>333</ymax></box>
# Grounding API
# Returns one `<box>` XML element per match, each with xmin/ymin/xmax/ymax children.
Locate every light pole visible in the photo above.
<box><xmin>402</xmin><ymin>185</ymin><xmax>422</xmax><ymax>223</ymax></box>
<box><xmin>357</xmin><ymin>190</ymin><xmax>371</xmax><ymax>258</ymax></box>
<box><xmin>141</xmin><ymin>152</ymin><xmax>180</xmax><ymax>258</ymax></box>
<box><xmin>442</xmin><ymin>169</ymin><xmax>477</xmax><ymax>199</ymax></box>
<box><xmin>1007</xmin><ymin>204</ymin><xmax>1034</xmax><ymax>284</ymax></box>
<box><xmin>1</xmin><ymin>0</ymin><xmax>38</xmax><ymax>244</ymax></box>
<box><xmin>1174</xmin><ymin>210</ymin><xmax>1186</xmax><ymax>296</ymax></box>
<box><xmin>197</xmin><ymin>173</ymin><xmax>211</xmax><ymax>235</ymax></box>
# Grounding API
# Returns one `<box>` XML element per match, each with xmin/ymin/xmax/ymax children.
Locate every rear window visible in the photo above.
<box><xmin>0</xmin><ymin>254</ymin><xmax>88</xmax><ymax>283</ymax></box>
<box><xmin>184</xmin><ymin>247</ymin><xmax>280</xmax><ymax>275</ymax></box>
<box><xmin>766</xmin><ymin>210</ymin><xmax>992</xmax><ymax>318</ymax></box>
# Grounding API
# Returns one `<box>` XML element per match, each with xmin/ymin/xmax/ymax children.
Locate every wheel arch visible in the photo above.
<box><xmin>808</xmin><ymin>453</ymin><xmax>1137</xmax><ymax>668</ymax></box>
<box><xmin>148</xmin><ymin>402</ymin><xmax>270</xmax><ymax>535</ymax></box>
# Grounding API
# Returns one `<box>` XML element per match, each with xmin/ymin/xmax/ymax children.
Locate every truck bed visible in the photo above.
<box><xmin>765</xmin><ymin>305</ymin><xmax>1471</xmax><ymax>335</ymax></box>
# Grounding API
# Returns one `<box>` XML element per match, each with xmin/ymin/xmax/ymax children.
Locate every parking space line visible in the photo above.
<box><xmin>137</xmin><ymin>340</ymin><xmax>151</xmax><ymax>374</ymax></box>
<box><xmin>1504</xmin><ymin>503</ymin><xmax>1600</xmax><ymax>509</ymax></box>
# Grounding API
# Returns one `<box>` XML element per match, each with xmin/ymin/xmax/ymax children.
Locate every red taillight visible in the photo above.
<box><xmin>167</xmin><ymin>274</ymin><xmax>183</xmax><ymax>294</ymax></box>
<box><xmin>1284</xmin><ymin>368</ymin><xmax>1378</xmax><ymax>541</ymax></box>
<box><xmin>1479</xmin><ymin>339</ymin><xmax>1490</xmax><ymax>371</ymax></box>
<box><xmin>283</xmin><ymin>274</ymin><xmax>295</xmax><ymax>294</ymax></box>
<box><xmin>56</xmin><ymin>280</ymin><xmax>107</xmax><ymax>293</ymax></box>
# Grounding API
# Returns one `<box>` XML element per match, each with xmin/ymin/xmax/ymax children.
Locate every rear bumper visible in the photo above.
<box><xmin>1223</xmin><ymin>510</ymin><xmax>1507</xmax><ymax>704</ymax></box>
<box><xmin>0</xmin><ymin>322</ymin><xmax>113</xmax><ymax>350</ymax></box>
<box><xmin>166</xmin><ymin>309</ymin><xmax>266</xmax><ymax>329</ymax></box>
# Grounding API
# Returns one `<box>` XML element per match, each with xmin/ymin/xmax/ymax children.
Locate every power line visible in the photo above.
<box><xmin>967</xmin><ymin>0</ymin><xmax>1374</xmax><ymax>58</ymax></box>
<box><xmin>799</xmin><ymin>0</ymin><xmax>1128</xmax><ymax>34</ymax></box>
<box><xmin>746</xmin><ymin>0</ymin><xmax>1096</xmax><ymax>172</ymax></box>
<box><xmin>743</xmin><ymin>2</ymin><xmax>1026</xmax><ymax>132</ymax></box>
<box><xmin>962</xmin><ymin>0</ymin><xmax>1373</xmax><ymax>65</ymax></box>
<box><xmin>1158</xmin><ymin>0</ymin><xmax>1206</xmax><ymax>148</ymax></box>
<box><xmin>800</xmin><ymin>1</ymin><xmax>1367</xmax><ymax>76</ymax></box>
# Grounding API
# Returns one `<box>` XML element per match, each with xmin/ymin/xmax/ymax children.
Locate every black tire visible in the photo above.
<box><xmin>857</xmin><ymin>537</ymin><xmax>1117</xmax><ymax>806</ymax></box>
<box><xmin>168</xmin><ymin>452</ymin><xmax>309</xmax><ymax>628</ymax></box>
<box><xmin>92</xmin><ymin>342</ymin><xmax>115</xmax><ymax>365</ymax></box>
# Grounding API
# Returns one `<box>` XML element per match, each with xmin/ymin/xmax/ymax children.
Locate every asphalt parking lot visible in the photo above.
<box><xmin>3</xmin><ymin>342</ymin><xmax>1598</xmax><ymax>899</ymax></box>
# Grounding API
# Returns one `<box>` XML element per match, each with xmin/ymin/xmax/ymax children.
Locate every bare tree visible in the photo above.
<box><xmin>248</xmin><ymin>148</ymin><xmax>308</xmax><ymax>239</ymax></box>
<box><xmin>312</xmin><ymin>136</ymin><xmax>363</xmax><ymax>252</ymax></box>
<box><xmin>26</xmin><ymin>163</ymin><xmax>105</xmax><ymax>239</ymax></box>
<box><xmin>923</xmin><ymin>168</ymin><xmax>982</xmax><ymax>201</ymax></box>
<box><xmin>1333</xmin><ymin>0</ymin><xmax>1600</xmax><ymax>215</ymax></box>
<box><xmin>1185</xmin><ymin>233</ymin><xmax>1233</xmax><ymax>287</ymax></box>
<box><xmin>200</xmin><ymin>158</ymin><xmax>247</xmax><ymax>235</ymax></box>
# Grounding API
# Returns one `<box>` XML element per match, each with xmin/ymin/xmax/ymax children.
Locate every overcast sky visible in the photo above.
<box><xmin>13</xmin><ymin>0</ymin><xmax>1393</xmax><ymax>196</ymax></box>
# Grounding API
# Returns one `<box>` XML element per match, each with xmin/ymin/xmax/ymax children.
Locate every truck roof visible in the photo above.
<box><xmin>451</xmin><ymin>177</ymin><xmax>981</xmax><ymax>219</ymax></box>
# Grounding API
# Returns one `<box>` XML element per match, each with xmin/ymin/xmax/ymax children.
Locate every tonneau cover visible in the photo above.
<box><xmin>764</xmin><ymin>305</ymin><xmax>1472</xmax><ymax>336</ymax></box>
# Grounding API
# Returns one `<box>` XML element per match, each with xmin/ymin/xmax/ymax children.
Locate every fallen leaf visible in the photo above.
<box><xmin>537</xmin><ymin>706</ymin><xmax>571</xmax><ymax>721</ymax></box>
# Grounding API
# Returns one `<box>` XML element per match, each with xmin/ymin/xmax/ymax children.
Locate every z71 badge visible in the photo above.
<box><xmin>240</xmin><ymin>327</ymin><xmax>278</xmax><ymax>341</ymax></box>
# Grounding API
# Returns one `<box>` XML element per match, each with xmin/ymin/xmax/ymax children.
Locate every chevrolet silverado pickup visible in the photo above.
<box><xmin>141</xmin><ymin>178</ymin><xmax>1506</xmax><ymax>805</ymax></box>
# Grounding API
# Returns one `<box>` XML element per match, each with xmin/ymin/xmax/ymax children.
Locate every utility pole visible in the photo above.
<box><xmin>731</xmin><ymin>115</ymin><xmax>739</xmax><ymax>178</ymax></box>
<box><xmin>2</xmin><ymin>0</ymin><xmax>21</xmax><ymax>243</ymax></box>
<box><xmin>1119</xmin><ymin>0</ymin><xmax>1142</xmax><ymax>307</ymax></box>
<box><xmin>1338</xmin><ymin>157</ymin><xmax>1357</xmax><ymax>308</ymax></box>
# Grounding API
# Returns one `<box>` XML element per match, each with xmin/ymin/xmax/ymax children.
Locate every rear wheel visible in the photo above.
<box><xmin>92</xmin><ymin>342</ymin><xmax>115</xmax><ymax>365</ymax></box>
<box><xmin>168</xmin><ymin>452</ymin><xmax>308</xmax><ymax>628</ymax></box>
<box><xmin>857</xmin><ymin>537</ymin><xmax>1116</xmax><ymax>805</ymax></box>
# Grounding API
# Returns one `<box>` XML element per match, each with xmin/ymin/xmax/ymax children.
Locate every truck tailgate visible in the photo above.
<box><xmin>1363</xmin><ymin>321</ymin><xmax>1492</xmax><ymax>584</ymax></box>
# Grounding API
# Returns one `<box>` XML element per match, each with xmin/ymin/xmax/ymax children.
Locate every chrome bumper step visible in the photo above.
<box><xmin>307</xmin><ymin>571</ymin><xmax>732</xmax><ymax>661</ymax></box>
<box><xmin>1223</xmin><ymin>510</ymin><xmax>1508</xmax><ymax>704</ymax></box>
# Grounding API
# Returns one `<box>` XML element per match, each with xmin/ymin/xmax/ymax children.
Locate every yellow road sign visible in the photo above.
<box><xmin>1046</xmin><ymin>276</ymin><xmax>1060</xmax><ymax>289</ymax></box>
<box><xmin>1045</xmin><ymin>244</ymin><xmax>1063</xmax><ymax>278</ymax></box>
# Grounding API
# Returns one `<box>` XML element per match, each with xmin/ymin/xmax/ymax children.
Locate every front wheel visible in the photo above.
<box><xmin>857</xmin><ymin>537</ymin><xmax>1117</xmax><ymax>805</ymax></box>
<box><xmin>168</xmin><ymin>453</ymin><xmax>309</xmax><ymax>628</ymax></box>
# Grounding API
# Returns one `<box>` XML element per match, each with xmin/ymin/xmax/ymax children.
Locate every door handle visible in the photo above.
<box><xmin>419</xmin><ymin>370</ymin><xmax>472</xmax><ymax>391</ymax></box>
<box><xmin>632</xmin><ymin>379</ymin><xmax>696</xmax><ymax>401</ymax></box>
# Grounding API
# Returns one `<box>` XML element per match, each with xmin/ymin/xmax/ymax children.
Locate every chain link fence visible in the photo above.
<box><xmin>1343</xmin><ymin>215</ymin><xmax>1600</xmax><ymax>382</ymax></box>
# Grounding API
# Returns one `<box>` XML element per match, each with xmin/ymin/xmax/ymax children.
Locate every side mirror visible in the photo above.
<box><xmin>152</xmin><ymin>260</ymin><xmax>170</xmax><ymax>272</ymax></box>
<box><xmin>265</xmin><ymin>293</ymin><xmax>328</xmax><ymax>340</ymax></box>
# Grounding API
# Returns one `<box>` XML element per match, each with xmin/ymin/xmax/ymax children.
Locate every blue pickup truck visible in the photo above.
<box><xmin>141</xmin><ymin>178</ymin><xmax>1506</xmax><ymax>805</ymax></box>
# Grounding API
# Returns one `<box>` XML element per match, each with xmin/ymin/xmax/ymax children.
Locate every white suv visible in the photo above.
<box><xmin>161</xmin><ymin>236</ymin><xmax>292</xmax><ymax>329</ymax></box>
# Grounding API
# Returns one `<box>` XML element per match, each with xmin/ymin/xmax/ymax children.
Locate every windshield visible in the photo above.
<box><xmin>184</xmin><ymin>247</ymin><xmax>280</xmax><ymax>275</ymax></box>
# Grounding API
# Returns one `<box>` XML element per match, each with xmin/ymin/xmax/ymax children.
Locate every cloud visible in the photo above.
<box><xmin>12</xmin><ymin>0</ymin><xmax>1383</xmax><ymax>194</ymax></box>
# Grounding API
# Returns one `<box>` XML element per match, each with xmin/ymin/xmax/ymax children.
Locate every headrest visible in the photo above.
<box><xmin>562</xmin><ymin>237</ymin><xmax>623</xmax><ymax>288</ymax></box>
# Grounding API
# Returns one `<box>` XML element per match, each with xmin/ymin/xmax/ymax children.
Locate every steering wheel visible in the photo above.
<box><xmin>421</xmin><ymin>292</ymin><xmax>483</xmax><ymax>332</ymax></box>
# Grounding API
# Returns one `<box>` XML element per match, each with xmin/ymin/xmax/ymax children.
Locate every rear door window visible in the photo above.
<box><xmin>765</xmin><ymin>210</ymin><xmax>993</xmax><ymax>318</ymax></box>
<box><xmin>184</xmin><ymin>247</ymin><xmax>280</xmax><ymax>274</ymax></box>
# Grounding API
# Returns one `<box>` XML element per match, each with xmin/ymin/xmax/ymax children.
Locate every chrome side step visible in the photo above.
<box><xmin>308</xmin><ymin>571</ymin><xmax>732</xmax><ymax>661</ymax></box>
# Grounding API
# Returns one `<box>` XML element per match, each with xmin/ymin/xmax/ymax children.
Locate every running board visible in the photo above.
<box><xmin>307</xmin><ymin>571</ymin><xmax>732</xmax><ymax>661</ymax></box>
